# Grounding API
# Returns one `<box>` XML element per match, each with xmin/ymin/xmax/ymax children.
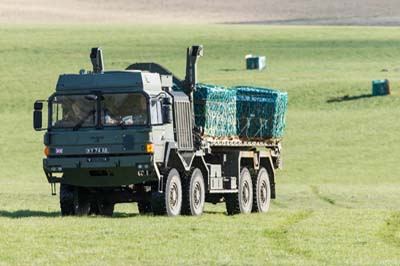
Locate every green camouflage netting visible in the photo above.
<box><xmin>193</xmin><ymin>84</ymin><xmax>287</xmax><ymax>139</ymax></box>
<box><xmin>234</xmin><ymin>86</ymin><xmax>288</xmax><ymax>139</ymax></box>
<box><xmin>194</xmin><ymin>84</ymin><xmax>237</xmax><ymax>137</ymax></box>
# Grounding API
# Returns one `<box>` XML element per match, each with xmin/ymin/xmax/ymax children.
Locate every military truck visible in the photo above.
<box><xmin>33</xmin><ymin>46</ymin><xmax>283</xmax><ymax>216</ymax></box>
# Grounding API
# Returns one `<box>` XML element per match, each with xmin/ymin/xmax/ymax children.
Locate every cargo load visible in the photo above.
<box><xmin>193</xmin><ymin>84</ymin><xmax>237</xmax><ymax>137</ymax></box>
<box><xmin>194</xmin><ymin>84</ymin><xmax>288</xmax><ymax>139</ymax></box>
<box><xmin>235</xmin><ymin>86</ymin><xmax>287</xmax><ymax>139</ymax></box>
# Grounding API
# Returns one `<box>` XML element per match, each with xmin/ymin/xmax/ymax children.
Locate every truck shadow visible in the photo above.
<box><xmin>327</xmin><ymin>93</ymin><xmax>373</xmax><ymax>103</ymax></box>
<box><xmin>0</xmin><ymin>210</ymin><xmax>60</xmax><ymax>218</ymax></box>
<box><xmin>0</xmin><ymin>210</ymin><xmax>140</xmax><ymax>218</ymax></box>
<box><xmin>111</xmin><ymin>212</ymin><xmax>140</xmax><ymax>218</ymax></box>
<box><xmin>203</xmin><ymin>211</ymin><xmax>223</xmax><ymax>215</ymax></box>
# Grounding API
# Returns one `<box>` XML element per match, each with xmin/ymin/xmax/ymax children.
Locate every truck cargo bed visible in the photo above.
<box><xmin>202</xmin><ymin>136</ymin><xmax>281</xmax><ymax>148</ymax></box>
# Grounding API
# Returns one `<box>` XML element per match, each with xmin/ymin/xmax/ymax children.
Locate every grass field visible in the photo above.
<box><xmin>0</xmin><ymin>25</ymin><xmax>399</xmax><ymax>266</ymax></box>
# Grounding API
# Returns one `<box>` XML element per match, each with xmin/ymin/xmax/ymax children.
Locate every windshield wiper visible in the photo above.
<box><xmin>73</xmin><ymin>110</ymin><xmax>96</xmax><ymax>131</ymax></box>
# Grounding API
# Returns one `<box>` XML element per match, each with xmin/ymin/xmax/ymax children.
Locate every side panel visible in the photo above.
<box><xmin>152</xmin><ymin>124</ymin><xmax>174</xmax><ymax>163</ymax></box>
<box><xmin>203</xmin><ymin>149</ymin><xmax>276</xmax><ymax>197</ymax></box>
<box><xmin>223</xmin><ymin>151</ymin><xmax>241</xmax><ymax>184</ymax></box>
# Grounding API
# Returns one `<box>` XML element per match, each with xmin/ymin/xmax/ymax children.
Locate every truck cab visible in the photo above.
<box><xmin>44</xmin><ymin>70</ymin><xmax>173</xmax><ymax>186</ymax></box>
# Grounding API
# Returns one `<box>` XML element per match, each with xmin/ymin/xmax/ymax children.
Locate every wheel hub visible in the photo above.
<box><xmin>260</xmin><ymin>181</ymin><xmax>267</xmax><ymax>203</ymax></box>
<box><xmin>193</xmin><ymin>182</ymin><xmax>201</xmax><ymax>208</ymax></box>
<box><xmin>169</xmin><ymin>183</ymin><xmax>178</xmax><ymax>208</ymax></box>
<box><xmin>242</xmin><ymin>181</ymin><xmax>250</xmax><ymax>204</ymax></box>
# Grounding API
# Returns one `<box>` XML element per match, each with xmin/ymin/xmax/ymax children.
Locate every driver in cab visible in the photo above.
<box><xmin>105</xmin><ymin>96</ymin><xmax>147</xmax><ymax>126</ymax></box>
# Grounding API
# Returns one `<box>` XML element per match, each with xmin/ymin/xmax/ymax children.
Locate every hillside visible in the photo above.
<box><xmin>1</xmin><ymin>0</ymin><xmax>400</xmax><ymax>25</ymax></box>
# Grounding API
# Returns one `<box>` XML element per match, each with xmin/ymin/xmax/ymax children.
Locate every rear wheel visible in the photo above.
<box><xmin>98</xmin><ymin>202</ymin><xmax>115</xmax><ymax>217</ymax></box>
<box><xmin>137</xmin><ymin>201</ymin><xmax>152</xmax><ymax>214</ymax></box>
<box><xmin>151</xmin><ymin>168</ymin><xmax>182</xmax><ymax>216</ymax></box>
<box><xmin>182</xmin><ymin>168</ymin><xmax>205</xmax><ymax>216</ymax></box>
<box><xmin>252</xmin><ymin>168</ymin><xmax>271</xmax><ymax>213</ymax></box>
<box><xmin>89</xmin><ymin>202</ymin><xmax>100</xmax><ymax>215</ymax></box>
<box><xmin>226</xmin><ymin>167</ymin><xmax>253</xmax><ymax>215</ymax></box>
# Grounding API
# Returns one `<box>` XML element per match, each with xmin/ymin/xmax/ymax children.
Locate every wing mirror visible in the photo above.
<box><xmin>162</xmin><ymin>97</ymin><xmax>172</xmax><ymax>124</ymax></box>
<box><xmin>33</xmin><ymin>100</ymin><xmax>47</xmax><ymax>131</ymax></box>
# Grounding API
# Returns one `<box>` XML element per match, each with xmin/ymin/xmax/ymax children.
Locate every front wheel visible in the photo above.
<box><xmin>73</xmin><ymin>188</ymin><xmax>91</xmax><ymax>216</ymax></box>
<box><xmin>60</xmin><ymin>184</ymin><xmax>74</xmax><ymax>216</ymax></box>
<box><xmin>151</xmin><ymin>168</ymin><xmax>182</xmax><ymax>216</ymax></box>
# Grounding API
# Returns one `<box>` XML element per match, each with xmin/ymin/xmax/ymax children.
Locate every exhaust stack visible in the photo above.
<box><xmin>90</xmin><ymin>47</ymin><xmax>104</xmax><ymax>74</ymax></box>
<box><xmin>184</xmin><ymin>45</ymin><xmax>203</xmax><ymax>96</ymax></box>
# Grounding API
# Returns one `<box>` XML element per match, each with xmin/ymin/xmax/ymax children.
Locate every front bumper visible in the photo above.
<box><xmin>43</xmin><ymin>155</ymin><xmax>159</xmax><ymax>187</ymax></box>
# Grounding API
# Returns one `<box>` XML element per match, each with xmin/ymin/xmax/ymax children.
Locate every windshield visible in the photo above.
<box><xmin>50</xmin><ymin>93</ymin><xmax>148</xmax><ymax>129</ymax></box>
<box><xmin>51</xmin><ymin>95</ymin><xmax>97</xmax><ymax>128</ymax></box>
<box><xmin>102</xmin><ymin>93</ymin><xmax>148</xmax><ymax>126</ymax></box>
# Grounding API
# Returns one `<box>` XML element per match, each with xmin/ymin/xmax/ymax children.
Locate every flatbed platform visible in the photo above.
<box><xmin>202</xmin><ymin>136</ymin><xmax>281</xmax><ymax>148</ymax></box>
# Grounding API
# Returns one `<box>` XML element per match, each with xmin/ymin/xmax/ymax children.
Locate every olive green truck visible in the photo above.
<box><xmin>33</xmin><ymin>46</ymin><xmax>283</xmax><ymax>216</ymax></box>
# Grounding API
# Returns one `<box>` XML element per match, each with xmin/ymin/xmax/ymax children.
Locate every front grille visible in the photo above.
<box><xmin>174</xmin><ymin>100</ymin><xmax>194</xmax><ymax>151</ymax></box>
<box><xmin>89</xmin><ymin>170</ymin><xmax>109</xmax><ymax>176</ymax></box>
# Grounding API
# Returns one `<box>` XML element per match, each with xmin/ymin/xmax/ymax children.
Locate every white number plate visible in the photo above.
<box><xmin>85</xmin><ymin>147</ymin><xmax>109</xmax><ymax>154</ymax></box>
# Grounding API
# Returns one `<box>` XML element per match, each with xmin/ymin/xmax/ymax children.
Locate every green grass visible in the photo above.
<box><xmin>0</xmin><ymin>25</ymin><xmax>399</xmax><ymax>265</ymax></box>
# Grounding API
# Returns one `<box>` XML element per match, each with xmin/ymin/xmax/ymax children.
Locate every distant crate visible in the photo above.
<box><xmin>245</xmin><ymin>55</ymin><xmax>266</xmax><ymax>70</ymax></box>
<box><xmin>372</xmin><ymin>79</ymin><xmax>390</xmax><ymax>96</ymax></box>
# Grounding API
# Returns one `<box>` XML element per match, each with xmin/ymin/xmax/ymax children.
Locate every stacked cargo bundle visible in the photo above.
<box><xmin>193</xmin><ymin>84</ymin><xmax>237</xmax><ymax>137</ymax></box>
<box><xmin>193</xmin><ymin>84</ymin><xmax>287</xmax><ymax>139</ymax></box>
<box><xmin>234</xmin><ymin>86</ymin><xmax>287</xmax><ymax>139</ymax></box>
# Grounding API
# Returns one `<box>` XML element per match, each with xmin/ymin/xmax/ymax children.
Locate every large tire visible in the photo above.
<box><xmin>252</xmin><ymin>168</ymin><xmax>271</xmax><ymax>213</ymax></box>
<box><xmin>150</xmin><ymin>191</ymin><xmax>165</xmax><ymax>215</ymax></box>
<box><xmin>151</xmin><ymin>168</ymin><xmax>182</xmax><ymax>216</ymax></box>
<box><xmin>60</xmin><ymin>184</ymin><xmax>75</xmax><ymax>216</ymax></box>
<box><xmin>137</xmin><ymin>201</ymin><xmax>152</xmax><ymax>215</ymax></box>
<box><xmin>182</xmin><ymin>168</ymin><xmax>205</xmax><ymax>216</ymax></box>
<box><xmin>226</xmin><ymin>167</ymin><xmax>253</xmax><ymax>215</ymax></box>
